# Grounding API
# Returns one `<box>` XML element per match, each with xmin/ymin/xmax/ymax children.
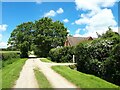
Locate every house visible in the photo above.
<box><xmin>64</xmin><ymin>36</ymin><xmax>93</xmax><ymax>47</ymax></box>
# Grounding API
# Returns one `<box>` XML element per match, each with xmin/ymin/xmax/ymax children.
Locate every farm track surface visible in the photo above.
<box><xmin>14</xmin><ymin>55</ymin><xmax>77</xmax><ymax>88</ymax></box>
<box><xmin>13</xmin><ymin>58</ymin><xmax>39</xmax><ymax>88</ymax></box>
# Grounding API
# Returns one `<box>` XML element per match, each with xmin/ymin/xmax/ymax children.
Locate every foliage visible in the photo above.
<box><xmin>1</xmin><ymin>51</ymin><xmax>20</xmax><ymax>68</ymax></box>
<box><xmin>2</xmin><ymin>52</ymin><xmax>20</xmax><ymax>61</ymax></box>
<box><xmin>8</xmin><ymin>22</ymin><xmax>34</xmax><ymax>58</ymax></box>
<box><xmin>104</xmin><ymin>43</ymin><xmax>120</xmax><ymax>85</ymax></box>
<box><xmin>101</xmin><ymin>27</ymin><xmax>119</xmax><ymax>38</ymax></box>
<box><xmin>75</xmin><ymin>29</ymin><xmax>120</xmax><ymax>86</ymax></box>
<box><xmin>52</xmin><ymin>66</ymin><xmax>119</xmax><ymax>88</ymax></box>
<box><xmin>33</xmin><ymin>17</ymin><xmax>68</xmax><ymax>57</ymax></box>
<box><xmin>49</xmin><ymin>46</ymin><xmax>74</xmax><ymax>63</ymax></box>
<box><xmin>8</xmin><ymin>17</ymin><xmax>68</xmax><ymax>57</ymax></box>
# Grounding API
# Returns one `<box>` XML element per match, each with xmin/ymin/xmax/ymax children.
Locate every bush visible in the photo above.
<box><xmin>49</xmin><ymin>46</ymin><xmax>74</xmax><ymax>63</ymax></box>
<box><xmin>68</xmin><ymin>65</ymin><xmax>77</xmax><ymax>70</ymax></box>
<box><xmin>1</xmin><ymin>52</ymin><xmax>20</xmax><ymax>68</ymax></box>
<box><xmin>104</xmin><ymin>43</ymin><xmax>120</xmax><ymax>85</ymax></box>
<box><xmin>75</xmin><ymin>34</ymin><xmax>120</xmax><ymax>86</ymax></box>
<box><xmin>2</xmin><ymin>52</ymin><xmax>20</xmax><ymax>61</ymax></box>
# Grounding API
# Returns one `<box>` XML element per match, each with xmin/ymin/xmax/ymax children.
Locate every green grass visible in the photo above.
<box><xmin>2</xmin><ymin>58</ymin><xmax>20</xmax><ymax>68</ymax></box>
<box><xmin>1</xmin><ymin>58</ymin><xmax>27</xmax><ymax>88</ymax></box>
<box><xmin>0</xmin><ymin>51</ymin><xmax>20</xmax><ymax>53</ymax></box>
<box><xmin>52</xmin><ymin>66</ymin><xmax>119</xmax><ymax>88</ymax></box>
<box><xmin>40</xmin><ymin>58</ymin><xmax>52</xmax><ymax>63</ymax></box>
<box><xmin>0</xmin><ymin>69</ymin><xmax>1</xmax><ymax>89</ymax></box>
<box><xmin>34</xmin><ymin>68</ymin><xmax>52</xmax><ymax>88</ymax></box>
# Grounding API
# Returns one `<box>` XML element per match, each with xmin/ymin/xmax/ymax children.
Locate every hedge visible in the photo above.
<box><xmin>1</xmin><ymin>52</ymin><xmax>20</xmax><ymax>68</ymax></box>
<box><xmin>49</xmin><ymin>46</ymin><xmax>74</xmax><ymax>63</ymax></box>
<box><xmin>75</xmin><ymin>35</ymin><xmax>120</xmax><ymax>86</ymax></box>
<box><xmin>2</xmin><ymin>52</ymin><xmax>20</xmax><ymax>61</ymax></box>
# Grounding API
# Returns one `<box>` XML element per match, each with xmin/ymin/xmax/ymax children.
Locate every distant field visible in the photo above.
<box><xmin>0</xmin><ymin>51</ymin><xmax>20</xmax><ymax>53</ymax></box>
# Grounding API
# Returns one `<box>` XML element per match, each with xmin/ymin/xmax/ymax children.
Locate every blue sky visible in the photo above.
<box><xmin>0</xmin><ymin>0</ymin><xmax>119</xmax><ymax>48</ymax></box>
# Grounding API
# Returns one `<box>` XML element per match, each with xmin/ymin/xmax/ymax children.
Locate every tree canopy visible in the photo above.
<box><xmin>33</xmin><ymin>17</ymin><xmax>68</xmax><ymax>57</ymax></box>
<box><xmin>8</xmin><ymin>17</ymin><xmax>68</xmax><ymax>57</ymax></box>
<box><xmin>8</xmin><ymin>22</ymin><xmax>34</xmax><ymax>57</ymax></box>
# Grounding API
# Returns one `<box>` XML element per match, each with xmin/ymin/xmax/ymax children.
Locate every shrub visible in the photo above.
<box><xmin>2</xmin><ymin>52</ymin><xmax>20</xmax><ymax>61</ymax></box>
<box><xmin>68</xmin><ymin>65</ymin><xmax>77</xmax><ymax>70</ymax></box>
<box><xmin>75</xmin><ymin>33</ymin><xmax>120</xmax><ymax>86</ymax></box>
<box><xmin>49</xmin><ymin>46</ymin><xmax>74</xmax><ymax>63</ymax></box>
<box><xmin>104</xmin><ymin>43</ymin><xmax>120</xmax><ymax>85</ymax></box>
<box><xmin>1</xmin><ymin>52</ymin><xmax>20</xmax><ymax>68</ymax></box>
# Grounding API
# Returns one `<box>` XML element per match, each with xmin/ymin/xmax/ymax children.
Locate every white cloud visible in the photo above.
<box><xmin>44</xmin><ymin>10</ymin><xmax>56</xmax><ymax>17</ymax></box>
<box><xmin>75</xmin><ymin>17</ymin><xmax>90</xmax><ymax>25</ymax></box>
<box><xmin>63</xmin><ymin>19</ymin><xmax>69</xmax><ymax>23</ymax></box>
<box><xmin>75</xmin><ymin>28</ymin><xmax>81</xmax><ymax>34</ymax></box>
<box><xmin>56</xmin><ymin>8</ymin><xmax>64</xmax><ymax>14</ymax></box>
<box><xmin>83</xmin><ymin>9</ymin><xmax>117</xmax><ymax>37</ymax></box>
<box><xmin>74</xmin><ymin>34</ymin><xmax>82</xmax><ymax>37</ymax></box>
<box><xmin>35</xmin><ymin>0</ymin><xmax>42</xmax><ymax>4</ymax></box>
<box><xmin>74</xmin><ymin>28</ymin><xmax>82</xmax><ymax>37</ymax></box>
<box><xmin>74</xmin><ymin>0</ymin><xmax>118</xmax><ymax>38</ymax></box>
<box><xmin>71</xmin><ymin>22</ymin><xmax>74</xmax><ymax>25</ymax></box>
<box><xmin>0</xmin><ymin>42</ymin><xmax>7</xmax><ymax>48</ymax></box>
<box><xmin>89</xmin><ymin>9</ymin><xmax>117</xmax><ymax>27</ymax></box>
<box><xmin>112</xmin><ymin>27</ymin><xmax>119</xmax><ymax>33</ymax></box>
<box><xmin>75</xmin><ymin>0</ymin><xmax>118</xmax><ymax>12</ymax></box>
<box><xmin>0</xmin><ymin>24</ymin><xmax>8</xmax><ymax>31</ymax></box>
<box><xmin>0</xmin><ymin>34</ymin><xmax>2</xmax><ymax>41</ymax></box>
<box><xmin>44</xmin><ymin>8</ymin><xmax>64</xmax><ymax>17</ymax></box>
<box><xmin>67</xmin><ymin>29</ymin><xmax>70</xmax><ymax>33</ymax></box>
<box><xmin>75</xmin><ymin>9</ymin><xmax>116</xmax><ymax>26</ymax></box>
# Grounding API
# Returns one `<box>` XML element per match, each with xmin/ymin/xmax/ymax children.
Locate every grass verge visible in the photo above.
<box><xmin>34</xmin><ymin>68</ymin><xmax>52</xmax><ymax>88</ymax></box>
<box><xmin>52</xmin><ymin>66</ymin><xmax>119</xmax><ymax>88</ymax></box>
<box><xmin>1</xmin><ymin>58</ymin><xmax>27</xmax><ymax>88</ymax></box>
<box><xmin>40</xmin><ymin>58</ymin><xmax>52</xmax><ymax>63</ymax></box>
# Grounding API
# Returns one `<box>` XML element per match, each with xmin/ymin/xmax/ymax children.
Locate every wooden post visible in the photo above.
<box><xmin>73</xmin><ymin>55</ymin><xmax>75</xmax><ymax>63</ymax></box>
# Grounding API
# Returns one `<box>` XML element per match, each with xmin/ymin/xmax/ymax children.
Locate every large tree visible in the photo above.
<box><xmin>8</xmin><ymin>17</ymin><xmax>68</xmax><ymax>57</ymax></box>
<box><xmin>8</xmin><ymin>22</ymin><xmax>34</xmax><ymax>57</ymax></box>
<box><xmin>33</xmin><ymin>17</ymin><xmax>68</xmax><ymax>57</ymax></box>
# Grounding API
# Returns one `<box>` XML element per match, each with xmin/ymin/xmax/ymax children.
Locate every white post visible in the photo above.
<box><xmin>73</xmin><ymin>55</ymin><xmax>75</xmax><ymax>63</ymax></box>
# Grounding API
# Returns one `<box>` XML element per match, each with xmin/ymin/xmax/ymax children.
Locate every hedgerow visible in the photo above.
<box><xmin>1</xmin><ymin>52</ymin><xmax>20</xmax><ymax>68</ymax></box>
<box><xmin>75</xmin><ymin>30</ymin><xmax>120</xmax><ymax>86</ymax></box>
<box><xmin>2</xmin><ymin>52</ymin><xmax>20</xmax><ymax>61</ymax></box>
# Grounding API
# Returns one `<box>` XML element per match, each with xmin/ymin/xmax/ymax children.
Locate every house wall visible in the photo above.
<box><xmin>119</xmin><ymin>28</ymin><xmax>120</xmax><ymax>35</ymax></box>
<box><xmin>64</xmin><ymin>40</ymin><xmax>71</xmax><ymax>46</ymax></box>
